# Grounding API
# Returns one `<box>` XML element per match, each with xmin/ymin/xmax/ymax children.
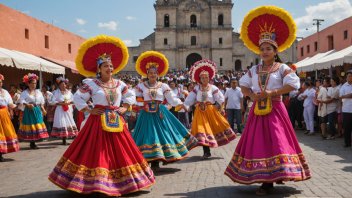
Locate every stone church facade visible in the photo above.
<box><xmin>123</xmin><ymin>0</ymin><xmax>297</xmax><ymax>74</ymax></box>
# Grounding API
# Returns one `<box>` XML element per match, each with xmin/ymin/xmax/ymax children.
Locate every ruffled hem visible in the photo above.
<box><xmin>194</xmin><ymin>128</ymin><xmax>236</xmax><ymax>148</ymax></box>
<box><xmin>137</xmin><ymin>134</ymin><xmax>198</xmax><ymax>162</ymax></box>
<box><xmin>0</xmin><ymin>139</ymin><xmax>20</xmax><ymax>153</ymax></box>
<box><xmin>51</xmin><ymin>126</ymin><xmax>79</xmax><ymax>138</ymax></box>
<box><xmin>224</xmin><ymin>153</ymin><xmax>311</xmax><ymax>184</ymax></box>
<box><xmin>48</xmin><ymin>157</ymin><xmax>155</xmax><ymax>196</ymax></box>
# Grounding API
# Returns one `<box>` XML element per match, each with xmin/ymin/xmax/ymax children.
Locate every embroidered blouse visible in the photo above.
<box><xmin>19</xmin><ymin>89</ymin><xmax>45</xmax><ymax>105</ymax></box>
<box><xmin>73</xmin><ymin>78</ymin><xmax>136</xmax><ymax>111</ymax></box>
<box><xmin>239</xmin><ymin>63</ymin><xmax>300</xmax><ymax>93</ymax></box>
<box><xmin>184</xmin><ymin>84</ymin><xmax>225</xmax><ymax>107</ymax></box>
<box><xmin>50</xmin><ymin>89</ymin><xmax>74</xmax><ymax>105</ymax></box>
<box><xmin>134</xmin><ymin>82</ymin><xmax>182</xmax><ymax>107</ymax></box>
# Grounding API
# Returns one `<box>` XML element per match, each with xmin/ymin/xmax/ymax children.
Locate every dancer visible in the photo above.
<box><xmin>50</xmin><ymin>77</ymin><xmax>78</xmax><ymax>145</ymax></box>
<box><xmin>133</xmin><ymin>51</ymin><xmax>197</xmax><ymax>169</ymax></box>
<box><xmin>18</xmin><ymin>73</ymin><xmax>49</xmax><ymax>149</ymax></box>
<box><xmin>224</xmin><ymin>6</ymin><xmax>311</xmax><ymax>195</ymax></box>
<box><xmin>49</xmin><ymin>35</ymin><xmax>155</xmax><ymax>196</ymax></box>
<box><xmin>184</xmin><ymin>59</ymin><xmax>236</xmax><ymax>159</ymax></box>
<box><xmin>0</xmin><ymin>74</ymin><xmax>20</xmax><ymax>162</ymax></box>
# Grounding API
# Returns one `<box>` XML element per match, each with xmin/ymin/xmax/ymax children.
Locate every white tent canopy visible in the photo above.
<box><xmin>0</xmin><ymin>49</ymin><xmax>14</xmax><ymax>67</ymax></box>
<box><xmin>0</xmin><ymin>47</ymin><xmax>65</xmax><ymax>74</ymax></box>
<box><xmin>296</xmin><ymin>50</ymin><xmax>335</xmax><ymax>72</ymax></box>
<box><xmin>315</xmin><ymin>45</ymin><xmax>352</xmax><ymax>70</ymax></box>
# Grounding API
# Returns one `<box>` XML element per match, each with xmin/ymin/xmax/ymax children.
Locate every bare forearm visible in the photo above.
<box><xmin>270</xmin><ymin>85</ymin><xmax>295</xmax><ymax>97</ymax></box>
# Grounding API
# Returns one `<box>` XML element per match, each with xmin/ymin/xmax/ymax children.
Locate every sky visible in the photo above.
<box><xmin>1</xmin><ymin>0</ymin><xmax>351</xmax><ymax>46</ymax></box>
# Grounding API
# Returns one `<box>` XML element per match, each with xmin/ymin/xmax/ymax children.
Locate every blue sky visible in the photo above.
<box><xmin>1</xmin><ymin>0</ymin><xmax>351</xmax><ymax>46</ymax></box>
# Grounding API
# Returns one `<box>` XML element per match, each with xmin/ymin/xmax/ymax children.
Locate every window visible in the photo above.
<box><xmin>219</xmin><ymin>37</ymin><xmax>223</xmax><ymax>44</ymax></box>
<box><xmin>314</xmin><ymin>42</ymin><xmax>318</xmax><ymax>52</ymax></box>
<box><xmin>328</xmin><ymin>35</ymin><xmax>334</xmax><ymax>50</ymax></box>
<box><xmin>190</xmin><ymin>15</ymin><xmax>197</xmax><ymax>27</ymax></box>
<box><xmin>164</xmin><ymin>14</ymin><xmax>170</xmax><ymax>27</ymax></box>
<box><xmin>164</xmin><ymin>38</ymin><xmax>168</xmax><ymax>45</ymax></box>
<box><xmin>218</xmin><ymin>14</ymin><xmax>224</xmax><ymax>26</ymax></box>
<box><xmin>220</xmin><ymin>58</ymin><xmax>223</xmax><ymax>66</ymax></box>
<box><xmin>68</xmin><ymin>44</ymin><xmax>71</xmax><ymax>53</ymax></box>
<box><xmin>45</xmin><ymin>35</ymin><xmax>49</xmax><ymax>49</ymax></box>
<box><xmin>133</xmin><ymin>56</ymin><xmax>138</xmax><ymax>63</ymax></box>
<box><xmin>307</xmin><ymin>45</ymin><xmax>310</xmax><ymax>54</ymax></box>
<box><xmin>25</xmin><ymin>28</ymin><xmax>29</xmax><ymax>39</ymax></box>
<box><xmin>300</xmin><ymin>47</ymin><xmax>304</xmax><ymax>57</ymax></box>
<box><xmin>191</xmin><ymin>36</ymin><xmax>196</xmax><ymax>46</ymax></box>
<box><xmin>344</xmin><ymin>30</ymin><xmax>348</xmax><ymax>40</ymax></box>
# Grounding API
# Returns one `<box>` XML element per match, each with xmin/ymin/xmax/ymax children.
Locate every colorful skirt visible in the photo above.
<box><xmin>133</xmin><ymin>105</ymin><xmax>197</xmax><ymax>162</ymax></box>
<box><xmin>191</xmin><ymin>104</ymin><xmax>236</xmax><ymax>147</ymax></box>
<box><xmin>18</xmin><ymin>106</ymin><xmax>48</xmax><ymax>141</ymax></box>
<box><xmin>48</xmin><ymin>112</ymin><xmax>155</xmax><ymax>196</ymax></box>
<box><xmin>224</xmin><ymin>101</ymin><xmax>311</xmax><ymax>184</ymax></box>
<box><xmin>51</xmin><ymin>105</ymin><xmax>78</xmax><ymax>138</ymax></box>
<box><xmin>0</xmin><ymin>107</ymin><xmax>19</xmax><ymax>154</ymax></box>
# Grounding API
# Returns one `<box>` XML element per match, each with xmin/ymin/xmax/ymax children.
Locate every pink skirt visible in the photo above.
<box><xmin>225</xmin><ymin>101</ymin><xmax>311</xmax><ymax>184</ymax></box>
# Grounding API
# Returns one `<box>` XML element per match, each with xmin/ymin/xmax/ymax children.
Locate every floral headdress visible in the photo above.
<box><xmin>135</xmin><ymin>51</ymin><xmax>169</xmax><ymax>77</ymax></box>
<box><xmin>0</xmin><ymin>74</ymin><xmax>4</xmax><ymax>81</ymax></box>
<box><xmin>23</xmin><ymin>73</ymin><xmax>38</xmax><ymax>84</ymax></box>
<box><xmin>56</xmin><ymin>76</ymin><xmax>69</xmax><ymax>84</ymax></box>
<box><xmin>190</xmin><ymin>59</ymin><xmax>216</xmax><ymax>83</ymax></box>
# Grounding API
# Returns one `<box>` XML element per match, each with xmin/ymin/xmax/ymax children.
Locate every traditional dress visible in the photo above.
<box><xmin>0</xmin><ymin>88</ymin><xmax>19</xmax><ymax>154</ymax></box>
<box><xmin>50</xmin><ymin>89</ymin><xmax>78</xmax><ymax>138</ymax></box>
<box><xmin>184</xmin><ymin>84</ymin><xmax>236</xmax><ymax>147</ymax></box>
<box><xmin>133</xmin><ymin>82</ymin><xmax>197</xmax><ymax>162</ymax></box>
<box><xmin>224</xmin><ymin>6</ymin><xmax>311</xmax><ymax>186</ymax></box>
<box><xmin>18</xmin><ymin>89</ymin><xmax>49</xmax><ymax>141</ymax></box>
<box><xmin>49</xmin><ymin>35</ymin><xmax>155</xmax><ymax>196</ymax></box>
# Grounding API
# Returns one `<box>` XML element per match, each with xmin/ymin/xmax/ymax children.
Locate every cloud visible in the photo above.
<box><xmin>98</xmin><ymin>21</ymin><xmax>118</xmax><ymax>31</ymax></box>
<box><xmin>21</xmin><ymin>10</ymin><xmax>31</xmax><ymax>14</ymax></box>
<box><xmin>76</xmin><ymin>18</ymin><xmax>86</xmax><ymax>25</ymax></box>
<box><xmin>295</xmin><ymin>0</ymin><xmax>352</xmax><ymax>37</ymax></box>
<box><xmin>79</xmin><ymin>29</ymin><xmax>87</xmax><ymax>33</ymax></box>
<box><xmin>126</xmin><ymin>16</ymin><xmax>137</xmax><ymax>20</ymax></box>
<box><xmin>123</xmin><ymin>40</ymin><xmax>134</xmax><ymax>47</ymax></box>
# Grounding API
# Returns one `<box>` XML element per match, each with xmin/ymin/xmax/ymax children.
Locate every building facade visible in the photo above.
<box><xmin>297</xmin><ymin>17</ymin><xmax>352</xmax><ymax>61</ymax></box>
<box><xmin>124</xmin><ymin>0</ymin><xmax>297</xmax><ymax>74</ymax></box>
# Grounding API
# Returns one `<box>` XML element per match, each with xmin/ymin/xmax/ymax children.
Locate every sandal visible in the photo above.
<box><xmin>256</xmin><ymin>187</ymin><xmax>268</xmax><ymax>196</ymax></box>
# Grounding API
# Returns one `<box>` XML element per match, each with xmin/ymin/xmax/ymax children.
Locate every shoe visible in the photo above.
<box><xmin>30</xmin><ymin>143</ymin><xmax>39</xmax><ymax>149</ymax></box>
<box><xmin>326</xmin><ymin>136</ymin><xmax>335</xmax><ymax>140</ymax></box>
<box><xmin>255</xmin><ymin>187</ymin><xmax>268</xmax><ymax>196</ymax></box>
<box><xmin>236</xmin><ymin>132</ymin><xmax>242</xmax><ymax>136</ymax></box>
<box><xmin>202</xmin><ymin>153</ymin><xmax>211</xmax><ymax>159</ymax></box>
<box><xmin>322</xmin><ymin>136</ymin><xmax>328</xmax><ymax>140</ymax></box>
<box><xmin>0</xmin><ymin>155</ymin><xmax>4</xmax><ymax>162</ymax></box>
<box><xmin>307</xmin><ymin>132</ymin><xmax>315</xmax><ymax>136</ymax></box>
<box><xmin>304</xmin><ymin>131</ymin><xmax>310</xmax><ymax>134</ymax></box>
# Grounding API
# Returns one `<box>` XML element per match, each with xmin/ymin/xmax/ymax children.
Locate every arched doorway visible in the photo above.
<box><xmin>235</xmin><ymin>59</ymin><xmax>242</xmax><ymax>71</ymax></box>
<box><xmin>186</xmin><ymin>53</ymin><xmax>202</xmax><ymax>69</ymax></box>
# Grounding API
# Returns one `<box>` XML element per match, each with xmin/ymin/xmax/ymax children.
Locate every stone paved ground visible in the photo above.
<box><xmin>1</xmin><ymin>131</ymin><xmax>352</xmax><ymax>198</ymax></box>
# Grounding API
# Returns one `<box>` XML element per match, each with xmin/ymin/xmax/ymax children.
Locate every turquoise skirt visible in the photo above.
<box><xmin>133</xmin><ymin>105</ymin><xmax>197</xmax><ymax>162</ymax></box>
<box><xmin>18</xmin><ymin>106</ymin><xmax>49</xmax><ymax>141</ymax></box>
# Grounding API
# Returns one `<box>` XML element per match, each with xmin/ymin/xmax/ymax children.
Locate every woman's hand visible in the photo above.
<box><xmin>117</xmin><ymin>107</ymin><xmax>127</xmax><ymax>115</ymax></box>
<box><xmin>87</xmin><ymin>107</ymin><xmax>105</xmax><ymax>115</ymax></box>
<box><xmin>26</xmin><ymin>104</ymin><xmax>34</xmax><ymax>109</ymax></box>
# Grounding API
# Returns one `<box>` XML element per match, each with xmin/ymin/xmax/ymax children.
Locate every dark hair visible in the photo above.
<box><xmin>260</xmin><ymin>43</ymin><xmax>283</xmax><ymax>63</ymax></box>
<box><xmin>323</xmin><ymin>77</ymin><xmax>331</xmax><ymax>85</ymax></box>
<box><xmin>331</xmin><ymin>76</ymin><xmax>340</xmax><ymax>85</ymax></box>
<box><xmin>304</xmin><ymin>81</ymin><xmax>311</xmax><ymax>87</ymax></box>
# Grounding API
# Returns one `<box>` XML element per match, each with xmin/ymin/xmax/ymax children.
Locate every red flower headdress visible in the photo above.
<box><xmin>23</xmin><ymin>73</ymin><xmax>38</xmax><ymax>84</ymax></box>
<box><xmin>56</xmin><ymin>76</ymin><xmax>69</xmax><ymax>84</ymax></box>
<box><xmin>0</xmin><ymin>74</ymin><xmax>4</xmax><ymax>81</ymax></box>
<box><xmin>190</xmin><ymin>59</ymin><xmax>216</xmax><ymax>83</ymax></box>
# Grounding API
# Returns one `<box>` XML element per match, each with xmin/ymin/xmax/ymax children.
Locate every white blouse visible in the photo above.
<box><xmin>50</xmin><ymin>89</ymin><xmax>74</xmax><ymax>105</ymax></box>
<box><xmin>19</xmin><ymin>89</ymin><xmax>45</xmax><ymax>105</ymax></box>
<box><xmin>239</xmin><ymin>64</ymin><xmax>300</xmax><ymax>93</ymax></box>
<box><xmin>134</xmin><ymin>82</ymin><xmax>182</xmax><ymax>107</ymax></box>
<box><xmin>184</xmin><ymin>84</ymin><xmax>225</xmax><ymax>107</ymax></box>
<box><xmin>73</xmin><ymin>78</ymin><xmax>136</xmax><ymax>111</ymax></box>
<box><xmin>0</xmin><ymin>89</ymin><xmax>13</xmax><ymax>106</ymax></box>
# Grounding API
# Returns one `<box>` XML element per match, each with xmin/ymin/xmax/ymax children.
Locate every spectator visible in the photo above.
<box><xmin>339</xmin><ymin>71</ymin><xmax>352</xmax><ymax>148</ymax></box>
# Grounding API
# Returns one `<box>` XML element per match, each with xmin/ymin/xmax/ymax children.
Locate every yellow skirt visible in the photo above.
<box><xmin>0</xmin><ymin>107</ymin><xmax>19</xmax><ymax>153</ymax></box>
<box><xmin>191</xmin><ymin>104</ymin><xmax>236</xmax><ymax>147</ymax></box>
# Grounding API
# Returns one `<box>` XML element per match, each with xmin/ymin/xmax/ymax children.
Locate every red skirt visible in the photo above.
<box><xmin>48</xmin><ymin>113</ymin><xmax>155</xmax><ymax>196</ymax></box>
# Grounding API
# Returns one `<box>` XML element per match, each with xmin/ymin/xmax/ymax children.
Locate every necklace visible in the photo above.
<box><xmin>96</xmin><ymin>79</ymin><xmax>118</xmax><ymax>106</ymax></box>
<box><xmin>146</xmin><ymin>81</ymin><xmax>160</xmax><ymax>100</ymax></box>
<box><xmin>258</xmin><ymin>63</ymin><xmax>276</xmax><ymax>92</ymax></box>
<box><xmin>200</xmin><ymin>84</ymin><xmax>210</xmax><ymax>102</ymax></box>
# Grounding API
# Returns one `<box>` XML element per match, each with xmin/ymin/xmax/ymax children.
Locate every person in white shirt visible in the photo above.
<box><xmin>316</xmin><ymin>77</ymin><xmax>330</xmax><ymax>139</ymax></box>
<box><xmin>224</xmin><ymin>78</ymin><xmax>244</xmax><ymax>134</ymax></box>
<box><xmin>339</xmin><ymin>71</ymin><xmax>352</xmax><ymax>148</ymax></box>
<box><xmin>323</xmin><ymin>77</ymin><xmax>340</xmax><ymax>139</ymax></box>
<box><xmin>299</xmin><ymin>81</ymin><xmax>316</xmax><ymax>135</ymax></box>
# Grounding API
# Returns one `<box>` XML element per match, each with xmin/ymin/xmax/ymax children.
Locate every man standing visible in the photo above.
<box><xmin>224</xmin><ymin>78</ymin><xmax>243</xmax><ymax>135</ymax></box>
<box><xmin>339</xmin><ymin>71</ymin><xmax>352</xmax><ymax>148</ymax></box>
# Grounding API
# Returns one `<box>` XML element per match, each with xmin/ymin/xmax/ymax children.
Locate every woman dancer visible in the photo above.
<box><xmin>48</xmin><ymin>35</ymin><xmax>155</xmax><ymax>196</ymax></box>
<box><xmin>133</xmin><ymin>51</ymin><xmax>197</xmax><ymax>169</ymax></box>
<box><xmin>224</xmin><ymin>6</ymin><xmax>311</xmax><ymax>195</ymax></box>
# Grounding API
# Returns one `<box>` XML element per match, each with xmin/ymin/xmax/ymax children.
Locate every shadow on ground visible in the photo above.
<box><xmin>176</xmin><ymin>156</ymin><xmax>224</xmax><ymax>164</ymax></box>
<box><xmin>164</xmin><ymin>185</ymin><xmax>302</xmax><ymax>198</ymax></box>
